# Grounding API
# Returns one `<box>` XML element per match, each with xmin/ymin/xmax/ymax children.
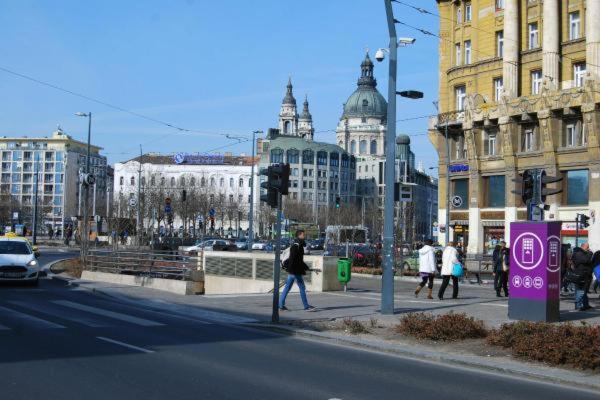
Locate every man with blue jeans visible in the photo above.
<box><xmin>572</xmin><ymin>242</ymin><xmax>593</xmax><ymax>311</ymax></box>
<box><xmin>279</xmin><ymin>230</ymin><xmax>316</xmax><ymax>311</ymax></box>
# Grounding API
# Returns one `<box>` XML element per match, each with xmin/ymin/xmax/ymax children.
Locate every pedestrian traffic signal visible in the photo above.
<box><xmin>577</xmin><ymin>213</ymin><xmax>590</xmax><ymax>228</ymax></box>
<box><xmin>539</xmin><ymin>170</ymin><xmax>562</xmax><ymax>203</ymax></box>
<box><xmin>335</xmin><ymin>195</ymin><xmax>340</xmax><ymax>208</ymax></box>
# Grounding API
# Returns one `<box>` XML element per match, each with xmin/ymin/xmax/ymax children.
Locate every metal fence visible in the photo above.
<box><xmin>204</xmin><ymin>255</ymin><xmax>312</xmax><ymax>284</ymax></box>
<box><xmin>87</xmin><ymin>249</ymin><xmax>201</xmax><ymax>281</ymax></box>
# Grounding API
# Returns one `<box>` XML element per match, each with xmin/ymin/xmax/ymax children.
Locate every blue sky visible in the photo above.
<box><xmin>0</xmin><ymin>0</ymin><xmax>440</xmax><ymax>169</ymax></box>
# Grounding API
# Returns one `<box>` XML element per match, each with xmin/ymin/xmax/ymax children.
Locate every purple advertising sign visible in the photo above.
<box><xmin>508</xmin><ymin>221</ymin><xmax>562</xmax><ymax>322</ymax></box>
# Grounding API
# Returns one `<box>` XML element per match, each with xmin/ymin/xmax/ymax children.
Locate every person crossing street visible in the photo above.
<box><xmin>279</xmin><ymin>230</ymin><xmax>316</xmax><ymax>312</ymax></box>
<box><xmin>415</xmin><ymin>239</ymin><xmax>436</xmax><ymax>299</ymax></box>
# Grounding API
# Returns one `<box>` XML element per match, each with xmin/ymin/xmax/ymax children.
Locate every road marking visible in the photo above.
<box><xmin>8</xmin><ymin>300</ymin><xmax>109</xmax><ymax>328</ymax></box>
<box><xmin>0</xmin><ymin>305</ymin><xmax>66</xmax><ymax>329</ymax></box>
<box><xmin>52</xmin><ymin>300</ymin><xmax>165</xmax><ymax>327</ymax></box>
<box><xmin>142</xmin><ymin>299</ymin><xmax>257</xmax><ymax>324</ymax></box>
<box><xmin>96</xmin><ymin>336</ymin><xmax>154</xmax><ymax>354</ymax></box>
<box><xmin>481</xmin><ymin>303</ymin><xmax>508</xmax><ymax>308</ymax></box>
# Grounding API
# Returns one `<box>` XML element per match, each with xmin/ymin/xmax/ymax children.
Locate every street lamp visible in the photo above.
<box><xmin>248</xmin><ymin>130</ymin><xmax>262</xmax><ymax>251</ymax></box>
<box><xmin>432</xmin><ymin>101</ymin><xmax>451</xmax><ymax>246</ymax></box>
<box><xmin>75</xmin><ymin>112</ymin><xmax>92</xmax><ymax>262</ymax></box>
<box><xmin>380</xmin><ymin>0</ymin><xmax>419</xmax><ymax>315</ymax></box>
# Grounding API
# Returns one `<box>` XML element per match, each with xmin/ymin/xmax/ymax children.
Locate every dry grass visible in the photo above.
<box><xmin>50</xmin><ymin>258</ymin><xmax>83</xmax><ymax>278</ymax></box>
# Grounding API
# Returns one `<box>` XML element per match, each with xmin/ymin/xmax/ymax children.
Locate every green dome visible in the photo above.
<box><xmin>341</xmin><ymin>53</ymin><xmax>387</xmax><ymax>119</ymax></box>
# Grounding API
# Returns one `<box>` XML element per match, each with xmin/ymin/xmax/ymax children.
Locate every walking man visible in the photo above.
<box><xmin>438</xmin><ymin>241</ymin><xmax>460</xmax><ymax>300</ymax></box>
<box><xmin>572</xmin><ymin>242</ymin><xmax>594</xmax><ymax>311</ymax></box>
<box><xmin>492</xmin><ymin>241</ymin><xmax>509</xmax><ymax>297</ymax></box>
<box><xmin>415</xmin><ymin>239</ymin><xmax>436</xmax><ymax>299</ymax></box>
<box><xmin>279</xmin><ymin>230</ymin><xmax>316</xmax><ymax>311</ymax></box>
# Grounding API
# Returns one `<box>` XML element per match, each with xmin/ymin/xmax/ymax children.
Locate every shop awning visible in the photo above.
<box><xmin>482</xmin><ymin>221</ymin><xmax>505</xmax><ymax>227</ymax></box>
<box><xmin>449</xmin><ymin>220</ymin><xmax>469</xmax><ymax>226</ymax></box>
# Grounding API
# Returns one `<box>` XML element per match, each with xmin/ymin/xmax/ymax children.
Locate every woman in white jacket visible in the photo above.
<box><xmin>415</xmin><ymin>239</ymin><xmax>437</xmax><ymax>299</ymax></box>
<box><xmin>438</xmin><ymin>242</ymin><xmax>460</xmax><ymax>300</ymax></box>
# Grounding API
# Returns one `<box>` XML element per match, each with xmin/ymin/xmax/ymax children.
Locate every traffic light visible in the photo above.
<box><xmin>521</xmin><ymin>170</ymin><xmax>534</xmax><ymax>205</ymax></box>
<box><xmin>260</xmin><ymin>167</ymin><xmax>278</xmax><ymax>208</ymax></box>
<box><xmin>335</xmin><ymin>195</ymin><xmax>341</xmax><ymax>208</ymax></box>
<box><xmin>259</xmin><ymin>163</ymin><xmax>291</xmax><ymax>208</ymax></box>
<box><xmin>539</xmin><ymin>170</ymin><xmax>562</xmax><ymax>203</ymax></box>
<box><xmin>577</xmin><ymin>213</ymin><xmax>590</xmax><ymax>228</ymax></box>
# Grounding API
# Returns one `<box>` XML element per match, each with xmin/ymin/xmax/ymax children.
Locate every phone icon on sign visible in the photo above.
<box><xmin>549</xmin><ymin>242</ymin><xmax>558</xmax><ymax>267</ymax></box>
<box><xmin>522</xmin><ymin>238</ymin><xmax>534</xmax><ymax>264</ymax></box>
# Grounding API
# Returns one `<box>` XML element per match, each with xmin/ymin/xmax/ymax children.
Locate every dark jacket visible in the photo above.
<box><xmin>287</xmin><ymin>240</ymin><xmax>309</xmax><ymax>276</ymax></box>
<box><xmin>571</xmin><ymin>247</ymin><xmax>593</xmax><ymax>285</ymax></box>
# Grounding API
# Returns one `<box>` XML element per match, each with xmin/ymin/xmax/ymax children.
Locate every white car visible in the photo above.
<box><xmin>251</xmin><ymin>241</ymin><xmax>267</xmax><ymax>250</ymax></box>
<box><xmin>0</xmin><ymin>237</ymin><xmax>40</xmax><ymax>285</ymax></box>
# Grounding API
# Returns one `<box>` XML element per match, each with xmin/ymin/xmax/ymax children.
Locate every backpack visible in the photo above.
<box><xmin>281</xmin><ymin>243</ymin><xmax>297</xmax><ymax>271</ymax></box>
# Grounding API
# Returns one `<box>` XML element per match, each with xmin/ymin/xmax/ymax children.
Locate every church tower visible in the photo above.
<box><xmin>278</xmin><ymin>78</ymin><xmax>298</xmax><ymax>136</ymax></box>
<box><xmin>298</xmin><ymin>95</ymin><xmax>314</xmax><ymax>141</ymax></box>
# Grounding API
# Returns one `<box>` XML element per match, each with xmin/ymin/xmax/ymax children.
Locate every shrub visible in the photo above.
<box><xmin>351</xmin><ymin>266</ymin><xmax>382</xmax><ymax>275</ymax></box>
<box><xmin>488</xmin><ymin>322</ymin><xmax>600</xmax><ymax>370</ymax></box>
<box><xmin>341</xmin><ymin>318</ymin><xmax>370</xmax><ymax>335</ymax></box>
<box><xmin>396</xmin><ymin>312</ymin><xmax>488</xmax><ymax>341</ymax></box>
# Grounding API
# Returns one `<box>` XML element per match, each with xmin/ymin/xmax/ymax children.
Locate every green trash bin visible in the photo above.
<box><xmin>337</xmin><ymin>258</ymin><xmax>352</xmax><ymax>289</ymax></box>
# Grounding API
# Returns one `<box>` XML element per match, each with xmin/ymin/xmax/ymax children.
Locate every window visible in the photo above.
<box><xmin>569</xmin><ymin>11</ymin><xmax>580</xmax><ymax>40</ymax></box>
<box><xmin>190</xmin><ymin>177</ymin><xmax>195</xmax><ymax>186</ymax></box>
<box><xmin>495</xmin><ymin>0</ymin><xmax>504</xmax><ymax>10</ymax></box>
<box><xmin>350</xmin><ymin>140</ymin><xmax>356</xmax><ymax>154</ymax></box>
<box><xmin>284</xmin><ymin>121</ymin><xmax>291</xmax><ymax>134</ymax></box>
<box><xmin>455</xmin><ymin>85</ymin><xmax>466</xmax><ymax>111</ymax></box>
<box><xmin>456</xmin><ymin>7</ymin><xmax>462</xmax><ymax>24</ymax></box>
<box><xmin>302</xmin><ymin>149</ymin><xmax>314</xmax><ymax>164</ymax></box>
<box><xmin>171</xmin><ymin>177</ymin><xmax>175</xmax><ymax>186</ymax></box>
<box><xmin>286</xmin><ymin>149</ymin><xmax>299</xmax><ymax>164</ymax></box>
<box><xmin>151</xmin><ymin>175</ymin><xmax>155</xmax><ymax>186</ymax></box>
<box><xmin>329</xmin><ymin>152</ymin><xmax>339</xmax><ymax>167</ymax></box>
<box><xmin>359</xmin><ymin>140</ymin><xmax>367</xmax><ymax>155</ymax></box>
<box><xmin>484</xmin><ymin>175</ymin><xmax>505</xmax><ymax>207</ymax></box>
<box><xmin>531</xmin><ymin>70</ymin><xmax>542</xmax><ymax>95</ymax></box>
<box><xmin>229</xmin><ymin>177</ymin><xmax>234</xmax><ymax>187</ymax></box>
<box><xmin>528</xmin><ymin>22</ymin><xmax>539</xmax><ymax>49</ymax></box>
<box><xmin>229</xmin><ymin>194</ymin><xmax>234</xmax><ymax>204</ymax></box>
<box><xmin>130</xmin><ymin>176</ymin><xmax>135</xmax><ymax>186</ymax></box>
<box><xmin>161</xmin><ymin>177</ymin><xmax>165</xmax><ymax>186</ymax></box>
<box><xmin>119</xmin><ymin>177</ymin><xmax>124</xmax><ymax>186</ymax></box>
<box><xmin>180</xmin><ymin>177</ymin><xmax>186</xmax><ymax>186</ymax></box>
<box><xmin>454</xmin><ymin>136</ymin><xmax>467</xmax><ymax>160</ymax></box>
<box><xmin>574</xmin><ymin>62</ymin><xmax>586</xmax><ymax>87</ymax></box>
<box><xmin>493</xmin><ymin>77</ymin><xmax>503</xmax><ymax>101</ymax></box>
<box><xmin>270</xmin><ymin>148</ymin><xmax>284</xmax><ymax>163</ymax></box>
<box><xmin>484</xmin><ymin>129</ymin><xmax>498</xmax><ymax>156</ymax></box>
<box><xmin>452</xmin><ymin>179</ymin><xmax>469</xmax><ymax>209</ymax></box>
<box><xmin>565</xmin><ymin>123</ymin><xmax>576</xmax><ymax>147</ymax></box>
<box><xmin>201</xmin><ymin>177</ymin><xmax>206</xmax><ymax>187</ymax></box>
<box><xmin>465</xmin><ymin>3</ymin><xmax>472</xmax><ymax>22</ymax></box>
<box><xmin>219</xmin><ymin>177</ymin><xmax>224</xmax><ymax>187</ymax></box>
<box><xmin>141</xmin><ymin>177</ymin><xmax>146</xmax><ymax>186</ymax></box>
<box><xmin>455</xmin><ymin>43</ymin><xmax>461</xmax><ymax>66</ymax></box>
<box><xmin>496</xmin><ymin>31</ymin><xmax>504</xmax><ymax>57</ymax></box>
<box><xmin>239</xmin><ymin>178</ymin><xmax>243</xmax><ymax>188</ymax></box>
<box><xmin>317</xmin><ymin>151</ymin><xmax>328</xmax><ymax>166</ymax></box>
<box><xmin>522</xmin><ymin>127</ymin><xmax>536</xmax><ymax>152</ymax></box>
<box><xmin>565</xmin><ymin>170</ymin><xmax>588</xmax><ymax>205</ymax></box>
<box><xmin>464</xmin><ymin>40</ymin><xmax>471</xmax><ymax>64</ymax></box>
<box><xmin>370</xmin><ymin>140</ymin><xmax>377</xmax><ymax>155</ymax></box>
<box><xmin>564</xmin><ymin>120</ymin><xmax>584</xmax><ymax>148</ymax></box>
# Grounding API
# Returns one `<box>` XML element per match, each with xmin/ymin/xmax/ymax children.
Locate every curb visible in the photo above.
<box><xmin>250</xmin><ymin>323</ymin><xmax>600</xmax><ymax>392</ymax></box>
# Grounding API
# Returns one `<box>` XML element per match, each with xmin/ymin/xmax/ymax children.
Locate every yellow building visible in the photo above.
<box><xmin>429</xmin><ymin>0</ymin><xmax>600</xmax><ymax>255</ymax></box>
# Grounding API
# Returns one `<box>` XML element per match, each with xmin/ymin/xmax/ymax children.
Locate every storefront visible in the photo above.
<box><xmin>483</xmin><ymin>222</ymin><xmax>505</xmax><ymax>254</ymax></box>
<box><xmin>450</xmin><ymin>220</ymin><xmax>469</xmax><ymax>249</ymax></box>
<box><xmin>561</xmin><ymin>222</ymin><xmax>588</xmax><ymax>248</ymax></box>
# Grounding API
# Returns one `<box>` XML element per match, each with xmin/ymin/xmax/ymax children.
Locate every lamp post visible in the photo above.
<box><xmin>75</xmin><ymin>112</ymin><xmax>92</xmax><ymax>262</ymax></box>
<box><xmin>432</xmin><ymin>101</ymin><xmax>451</xmax><ymax>245</ymax></box>
<box><xmin>381</xmin><ymin>0</ymin><xmax>420</xmax><ymax>315</ymax></box>
<box><xmin>248</xmin><ymin>130</ymin><xmax>262</xmax><ymax>251</ymax></box>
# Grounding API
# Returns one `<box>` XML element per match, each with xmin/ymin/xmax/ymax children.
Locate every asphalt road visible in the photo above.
<box><xmin>0</xmin><ymin>276</ymin><xmax>596</xmax><ymax>400</ymax></box>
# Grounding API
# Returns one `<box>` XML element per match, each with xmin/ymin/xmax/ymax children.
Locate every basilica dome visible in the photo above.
<box><xmin>341</xmin><ymin>53</ymin><xmax>388</xmax><ymax>119</ymax></box>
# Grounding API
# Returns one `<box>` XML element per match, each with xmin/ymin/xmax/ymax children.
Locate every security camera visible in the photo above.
<box><xmin>398</xmin><ymin>37</ymin><xmax>416</xmax><ymax>46</ymax></box>
<box><xmin>375</xmin><ymin>48</ymin><xmax>387</xmax><ymax>62</ymax></box>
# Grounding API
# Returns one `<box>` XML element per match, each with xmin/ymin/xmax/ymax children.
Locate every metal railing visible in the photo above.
<box><xmin>87</xmin><ymin>249</ymin><xmax>201</xmax><ymax>281</ymax></box>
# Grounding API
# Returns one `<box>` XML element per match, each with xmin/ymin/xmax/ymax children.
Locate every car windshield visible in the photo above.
<box><xmin>0</xmin><ymin>241</ymin><xmax>31</xmax><ymax>255</ymax></box>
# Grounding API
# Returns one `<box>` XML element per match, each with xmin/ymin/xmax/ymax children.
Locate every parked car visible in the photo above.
<box><xmin>0</xmin><ymin>237</ymin><xmax>40</xmax><ymax>286</ymax></box>
<box><xmin>235</xmin><ymin>237</ymin><xmax>248</xmax><ymax>250</ymax></box>
<box><xmin>251</xmin><ymin>241</ymin><xmax>267</xmax><ymax>250</ymax></box>
<box><xmin>309</xmin><ymin>239</ymin><xmax>324</xmax><ymax>251</ymax></box>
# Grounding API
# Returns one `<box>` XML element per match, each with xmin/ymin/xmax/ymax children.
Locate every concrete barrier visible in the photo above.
<box><xmin>201</xmin><ymin>251</ymin><xmax>342</xmax><ymax>295</ymax></box>
<box><xmin>80</xmin><ymin>270</ymin><xmax>204</xmax><ymax>295</ymax></box>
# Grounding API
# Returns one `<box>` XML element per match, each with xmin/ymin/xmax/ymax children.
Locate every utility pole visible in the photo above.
<box><xmin>248</xmin><ymin>130</ymin><xmax>261</xmax><ymax>251</ymax></box>
<box><xmin>76</xmin><ymin>112</ymin><xmax>93</xmax><ymax>263</ymax></box>
<box><xmin>137</xmin><ymin>145</ymin><xmax>142</xmax><ymax>247</ymax></box>
<box><xmin>382</xmin><ymin>0</ymin><xmax>398</xmax><ymax>315</ymax></box>
<box><xmin>272</xmin><ymin>192</ymin><xmax>282</xmax><ymax>323</ymax></box>
<box><xmin>32</xmin><ymin>153</ymin><xmax>39</xmax><ymax>245</ymax></box>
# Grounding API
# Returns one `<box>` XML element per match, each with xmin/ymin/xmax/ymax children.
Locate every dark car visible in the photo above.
<box><xmin>309</xmin><ymin>239</ymin><xmax>324</xmax><ymax>250</ymax></box>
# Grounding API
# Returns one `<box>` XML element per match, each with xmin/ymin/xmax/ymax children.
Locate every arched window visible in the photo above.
<box><xmin>220</xmin><ymin>177</ymin><xmax>224</xmax><ymax>187</ymax></box>
<box><xmin>190</xmin><ymin>177</ymin><xmax>195</xmax><ymax>186</ymax></box>
<box><xmin>210</xmin><ymin>177</ymin><xmax>215</xmax><ymax>187</ymax></box>
<box><xmin>362</xmin><ymin>99</ymin><xmax>369</xmax><ymax>112</ymax></box>
<box><xmin>130</xmin><ymin>176</ymin><xmax>135</xmax><ymax>186</ymax></box>
<box><xmin>359</xmin><ymin>140</ymin><xmax>367</xmax><ymax>154</ymax></box>
<box><xmin>370</xmin><ymin>140</ymin><xmax>377</xmax><ymax>155</ymax></box>
<box><xmin>239</xmin><ymin>178</ymin><xmax>244</xmax><ymax>188</ymax></box>
<box><xmin>341</xmin><ymin>153</ymin><xmax>349</xmax><ymax>168</ymax></box>
<box><xmin>317</xmin><ymin>151</ymin><xmax>328</xmax><ymax>166</ymax></box>
<box><xmin>151</xmin><ymin>175</ymin><xmax>155</xmax><ymax>186</ymax></box>
<box><xmin>161</xmin><ymin>177</ymin><xmax>165</xmax><ymax>186</ymax></box>
<box><xmin>170</xmin><ymin>177</ymin><xmax>175</xmax><ymax>187</ymax></box>
<box><xmin>229</xmin><ymin>177</ymin><xmax>234</xmax><ymax>187</ymax></box>
<box><xmin>350</xmin><ymin>140</ymin><xmax>356</xmax><ymax>154</ymax></box>
<box><xmin>180</xmin><ymin>177</ymin><xmax>185</xmax><ymax>186</ymax></box>
<box><xmin>302</xmin><ymin>149</ymin><xmax>314</xmax><ymax>164</ymax></box>
<box><xmin>201</xmin><ymin>177</ymin><xmax>206</xmax><ymax>187</ymax></box>
<box><xmin>330</xmin><ymin>152</ymin><xmax>339</xmax><ymax>167</ymax></box>
<box><xmin>270</xmin><ymin>148</ymin><xmax>284</xmax><ymax>163</ymax></box>
<box><xmin>286</xmin><ymin>149</ymin><xmax>299</xmax><ymax>164</ymax></box>
<box><xmin>119</xmin><ymin>177</ymin><xmax>124</xmax><ymax>186</ymax></box>
<box><xmin>284</xmin><ymin>121</ymin><xmax>291</xmax><ymax>134</ymax></box>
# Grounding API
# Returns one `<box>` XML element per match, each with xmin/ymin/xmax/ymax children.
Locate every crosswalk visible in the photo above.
<box><xmin>0</xmin><ymin>297</ymin><xmax>256</xmax><ymax>332</ymax></box>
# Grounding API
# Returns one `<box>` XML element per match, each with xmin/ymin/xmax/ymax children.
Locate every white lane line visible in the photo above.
<box><xmin>52</xmin><ymin>300</ymin><xmax>165</xmax><ymax>327</ymax></box>
<box><xmin>8</xmin><ymin>301</ymin><xmax>109</xmax><ymax>328</ymax></box>
<box><xmin>0</xmin><ymin>305</ymin><xmax>66</xmax><ymax>329</ymax></box>
<box><xmin>96</xmin><ymin>336</ymin><xmax>154</xmax><ymax>354</ymax></box>
<box><xmin>481</xmin><ymin>303</ymin><xmax>508</xmax><ymax>308</ymax></box>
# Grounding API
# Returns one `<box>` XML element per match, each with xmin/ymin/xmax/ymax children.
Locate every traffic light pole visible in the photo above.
<box><xmin>271</xmin><ymin>192</ymin><xmax>282</xmax><ymax>323</ymax></box>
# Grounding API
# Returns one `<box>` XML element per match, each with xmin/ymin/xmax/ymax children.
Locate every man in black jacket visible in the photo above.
<box><xmin>571</xmin><ymin>242</ymin><xmax>593</xmax><ymax>311</ymax></box>
<box><xmin>279</xmin><ymin>230</ymin><xmax>316</xmax><ymax>311</ymax></box>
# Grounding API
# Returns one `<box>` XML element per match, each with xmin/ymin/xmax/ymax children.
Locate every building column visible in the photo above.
<box><xmin>503</xmin><ymin>0</ymin><xmax>519</xmax><ymax>98</ymax></box>
<box><xmin>583</xmin><ymin>106</ymin><xmax>600</xmax><ymax>251</ymax></box>
<box><xmin>467</xmin><ymin>172</ymin><xmax>482</xmax><ymax>256</ymax></box>
<box><xmin>587</xmin><ymin>0</ymin><xmax>600</xmax><ymax>81</ymax></box>
<box><xmin>542</xmin><ymin>0</ymin><xmax>560</xmax><ymax>88</ymax></box>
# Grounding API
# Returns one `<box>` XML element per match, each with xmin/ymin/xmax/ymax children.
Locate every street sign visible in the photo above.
<box><xmin>129</xmin><ymin>198</ymin><xmax>137</xmax><ymax>207</ymax></box>
<box><xmin>209</xmin><ymin>208</ymin><xmax>216</xmax><ymax>217</ymax></box>
<box><xmin>165</xmin><ymin>205</ymin><xmax>172</xmax><ymax>213</ymax></box>
<box><xmin>451</xmin><ymin>196</ymin><xmax>463</xmax><ymax>208</ymax></box>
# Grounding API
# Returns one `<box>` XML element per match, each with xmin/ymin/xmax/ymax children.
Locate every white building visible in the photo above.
<box><xmin>113</xmin><ymin>153</ymin><xmax>258</xmax><ymax>236</ymax></box>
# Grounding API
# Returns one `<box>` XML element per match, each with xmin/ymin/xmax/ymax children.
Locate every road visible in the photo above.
<box><xmin>0</xmin><ymin>265</ymin><xmax>596</xmax><ymax>399</ymax></box>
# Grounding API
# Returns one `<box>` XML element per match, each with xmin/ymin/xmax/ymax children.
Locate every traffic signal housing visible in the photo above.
<box><xmin>521</xmin><ymin>170</ymin><xmax>534</xmax><ymax>205</ymax></box>
<box><xmin>539</xmin><ymin>170</ymin><xmax>562</xmax><ymax>203</ymax></box>
<box><xmin>260</xmin><ymin>167</ymin><xmax>278</xmax><ymax>208</ymax></box>
<box><xmin>577</xmin><ymin>213</ymin><xmax>590</xmax><ymax>228</ymax></box>
<box><xmin>335</xmin><ymin>195</ymin><xmax>341</xmax><ymax>209</ymax></box>
<box><xmin>259</xmin><ymin>163</ymin><xmax>291</xmax><ymax>208</ymax></box>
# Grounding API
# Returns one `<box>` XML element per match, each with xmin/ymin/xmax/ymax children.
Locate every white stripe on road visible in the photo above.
<box><xmin>481</xmin><ymin>303</ymin><xmax>508</xmax><ymax>308</ymax></box>
<box><xmin>8</xmin><ymin>300</ymin><xmax>109</xmax><ymax>328</ymax></box>
<box><xmin>52</xmin><ymin>300</ymin><xmax>164</xmax><ymax>327</ymax></box>
<box><xmin>96</xmin><ymin>336</ymin><xmax>154</xmax><ymax>354</ymax></box>
<box><xmin>0</xmin><ymin>305</ymin><xmax>66</xmax><ymax>329</ymax></box>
